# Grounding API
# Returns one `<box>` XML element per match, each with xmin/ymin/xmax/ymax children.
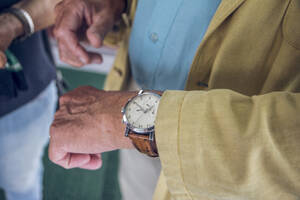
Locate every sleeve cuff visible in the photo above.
<box><xmin>155</xmin><ymin>90</ymin><xmax>192</xmax><ymax>199</ymax></box>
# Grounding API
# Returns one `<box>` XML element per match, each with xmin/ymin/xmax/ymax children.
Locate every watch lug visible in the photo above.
<box><xmin>138</xmin><ymin>90</ymin><xmax>144</xmax><ymax>95</ymax></box>
<box><xmin>149</xmin><ymin>132</ymin><xmax>154</xmax><ymax>141</ymax></box>
<box><xmin>125</xmin><ymin>127</ymin><xmax>130</xmax><ymax>137</ymax></box>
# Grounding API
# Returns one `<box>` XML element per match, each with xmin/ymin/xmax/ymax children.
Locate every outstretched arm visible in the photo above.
<box><xmin>48</xmin><ymin>86</ymin><xmax>300</xmax><ymax>199</ymax></box>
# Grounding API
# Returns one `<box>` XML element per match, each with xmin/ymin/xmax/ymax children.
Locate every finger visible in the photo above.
<box><xmin>68</xmin><ymin>153</ymin><xmax>92</xmax><ymax>169</ymax></box>
<box><xmin>58</xmin><ymin>37</ymin><xmax>101</xmax><ymax>66</ymax></box>
<box><xmin>55</xmin><ymin>12</ymin><xmax>90</xmax><ymax>65</ymax></box>
<box><xmin>86</xmin><ymin>27</ymin><xmax>104</xmax><ymax>48</ymax></box>
<box><xmin>89</xmin><ymin>52</ymin><xmax>103</xmax><ymax>64</ymax></box>
<box><xmin>54</xmin><ymin>5</ymin><xmax>68</xmax><ymax>34</ymax></box>
<box><xmin>52</xmin><ymin>105</ymin><xmax>70</xmax><ymax>120</ymax></box>
<box><xmin>79</xmin><ymin>154</ymin><xmax>102</xmax><ymax>170</ymax></box>
<box><xmin>58</xmin><ymin>39</ymin><xmax>85</xmax><ymax>67</ymax></box>
<box><xmin>54</xmin><ymin>10</ymin><xmax>65</xmax><ymax>31</ymax></box>
<box><xmin>0</xmin><ymin>51</ymin><xmax>7</xmax><ymax>68</ymax></box>
<box><xmin>48</xmin><ymin>132</ymin><xmax>70</xmax><ymax>167</ymax></box>
<box><xmin>54</xmin><ymin>1</ymin><xmax>64</xmax><ymax>15</ymax></box>
<box><xmin>86</xmin><ymin>15</ymin><xmax>113</xmax><ymax>48</ymax></box>
<box><xmin>59</xmin><ymin>94</ymin><xmax>72</xmax><ymax>106</ymax></box>
<box><xmin>49</xmin><ymin>123</ymin><xmax>88</xmax><ymax>170</ymax></box>
<box><xmin>51</xmin><ymin>152</ymin><xmax>102</xmax><ymax>170</ymax></box>
<box><xmin>83</xmin><ymin>1</ymin><xmax>93</xmax><ymax>26</ymax></box>
<box><xmin>64</xmin><ymin>32</ymin><xmax>91</xmax><ymax>64</ymax></box>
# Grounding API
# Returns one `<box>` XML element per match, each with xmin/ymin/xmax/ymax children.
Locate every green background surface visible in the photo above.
<box><xmin>0</xmin><ymin>68</ymin><xmax>121</xmax><ymax>200</ymax></box>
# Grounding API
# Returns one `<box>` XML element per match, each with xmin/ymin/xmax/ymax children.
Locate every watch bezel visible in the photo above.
<box><xmin>122</xmin><ymin>90</ymin><xmax>161</xmax><ymax>134</ymax></box>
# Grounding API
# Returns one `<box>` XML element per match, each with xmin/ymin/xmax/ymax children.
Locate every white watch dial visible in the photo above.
<box><xmin>125</xmin><ymin>93</ymin><xmax>160</xmax><ymax>130</ymax></box>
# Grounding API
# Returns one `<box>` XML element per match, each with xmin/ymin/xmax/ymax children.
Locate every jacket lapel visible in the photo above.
<box><xmin>203</xmin><ymin>0</ymin><xmax>246</xmax><ymax>41</ymax></box>
<box><xmin>185</xmin><ymin>0</ymin><xmax>246</xmax><ymax>90</ymax></box>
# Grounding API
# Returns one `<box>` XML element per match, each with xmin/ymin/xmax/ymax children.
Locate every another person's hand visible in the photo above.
<box><xmin>53</xmin><ymin>0</ymin><xmax>125</xmax><ymax>67</ymax></box>
<box><xmin>48</xmin><ymin>86</ymin><xmax>134</xmax><ymax>170</ymax></box>
<box><xmin>0</xmin><ymin>13</ymin><xmax>24</xmax><ymax>68</ymax></box>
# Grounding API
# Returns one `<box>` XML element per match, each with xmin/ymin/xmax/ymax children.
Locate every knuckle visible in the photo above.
<box><xmin>59</xmin><ymin>95</ymin><xmax>70</xmax><ymax>105</ymax></box>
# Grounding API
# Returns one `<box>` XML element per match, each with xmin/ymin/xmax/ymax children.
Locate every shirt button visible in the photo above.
<box><xmin>149</xmin><ymin>32</ymin><xmax>159</xmax><ymax>43</ymax></box>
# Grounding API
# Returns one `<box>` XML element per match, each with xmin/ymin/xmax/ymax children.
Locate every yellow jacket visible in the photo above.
<box><xmin>105</xmin><ymin>0</ymin><xmax>300</xmax><ymax>199</ymax></box>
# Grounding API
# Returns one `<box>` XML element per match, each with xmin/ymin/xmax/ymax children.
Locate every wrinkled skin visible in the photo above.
<box><xmin>49</xmin><ymin>86</ymin><xmax>135</xmax><ymax>170</ymax></box>
<box><xmin>53</xmin><ymin>0</ymin><xmax>125</xmax><ymax>67</ymax></box>
<box><xmin>0</xmin><ymin>13</ymin><xmax>24</xmax><ymax>68</ymax></box>
<box><xmin>50</xmin><ymin>0</ymin><xmax>161</xmax><ymax>171</ymax></box>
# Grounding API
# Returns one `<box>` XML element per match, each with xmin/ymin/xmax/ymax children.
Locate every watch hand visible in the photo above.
<box><xmin>135</xmin><ymin>102</ymin><xmax>146</xmax><ymax>112</ymax></box>
<box><xmin>145</xmin><ymin>105</ymin><xmax>154</xmax><ymax>113</ymax></box>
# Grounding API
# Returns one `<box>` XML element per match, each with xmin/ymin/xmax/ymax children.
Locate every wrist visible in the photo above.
<box><xmin>111</xmin><ymin>91</ymin><xmax>137</xmax><ymax>149</ymax></box>
<box><xmin>0</xmin><ymin>13</ymin><xmax>24</xmax><ymax>39</ymax></box>
<box><xmin>120</xmin><ymin>90</ymin><xmax>162</xmax><ymax>157</ymax></box>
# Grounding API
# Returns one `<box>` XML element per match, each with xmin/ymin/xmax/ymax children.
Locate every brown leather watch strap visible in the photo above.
<box><xmin>128</xmin><ymin>132</ymin><xmax>158</xmax><ymax>157</ymax></box>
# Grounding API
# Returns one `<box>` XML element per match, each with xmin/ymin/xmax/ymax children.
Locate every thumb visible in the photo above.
<box><xmin>0</xmin><ymin>51</ymin><xmax>7</xmax><ymax>69</ymax></box>
<box><xmin>86</xmin><ymin>15</ymin><xmax>113</xmax><ymax>48</ymax></box>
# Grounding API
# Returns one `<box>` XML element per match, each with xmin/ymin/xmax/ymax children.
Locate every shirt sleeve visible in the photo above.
<box><xmin>155</xmin><ymin>89</ymin><xmax>300</xmax><ymax>200</ymax></box>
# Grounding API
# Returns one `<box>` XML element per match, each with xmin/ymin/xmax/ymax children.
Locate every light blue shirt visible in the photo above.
<box><xmin>129</xmin><ymin>0</ymin><xmax>221</xmax><ymax>90</ymax></box>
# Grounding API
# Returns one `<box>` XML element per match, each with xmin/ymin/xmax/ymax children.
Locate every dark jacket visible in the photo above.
<box><xmin>0</xmin><ymin>0</ymin><xmax>56</xmax><ymax>117</ymax></box>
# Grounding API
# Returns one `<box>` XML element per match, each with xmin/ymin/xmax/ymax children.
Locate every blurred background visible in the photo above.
<box><xmin>0</xmin><ymin>35</ymin><xmax>121</xmax><ymax>200</ymax></box>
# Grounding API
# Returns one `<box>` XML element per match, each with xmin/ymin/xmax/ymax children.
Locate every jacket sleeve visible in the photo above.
<box><xmin>155</xmin><ymin>89</ymin><xmax>300</xmax><ymax>200</ymax></box>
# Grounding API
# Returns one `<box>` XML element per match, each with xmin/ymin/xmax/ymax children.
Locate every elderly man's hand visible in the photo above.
<box><xmin>48</xmin><ymin>86</ymin><xmax>135</xmax><ymax>170</ymax></box>
<box><xmin>0</xmin><ymin>13</ymin><xmax>24</xmax><ymax>68</ymax></box>
<box><xmin>53</xmin><ymin>0</ymin><xmax>125</xmax><ymax>67</ymax></box>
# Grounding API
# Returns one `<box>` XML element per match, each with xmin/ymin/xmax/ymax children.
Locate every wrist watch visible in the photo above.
<box><xmin>122</xmin><ymin>90</ymin><xmax>161</xmax><ymax>157</ymax></box>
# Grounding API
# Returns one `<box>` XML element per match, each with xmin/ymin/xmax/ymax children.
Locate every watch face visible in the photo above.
<box><xmin>124</xmin><ymin>93</ymin><xmax>160</xmax><ymax>132</ymax></box>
